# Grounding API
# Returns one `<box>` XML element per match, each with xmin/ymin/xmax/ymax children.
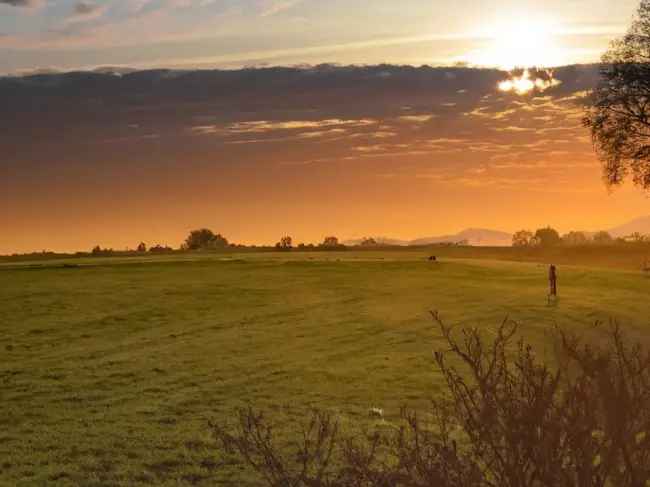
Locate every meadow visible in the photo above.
<box><xmin>2</xmin><ymin>249</ymin><xmax>650</xmax><ymax>486</ymax></box>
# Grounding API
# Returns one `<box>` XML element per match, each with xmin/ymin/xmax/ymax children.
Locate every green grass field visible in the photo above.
<box><xmin>2</xmin><ymin>250</ymin><xmax>650</xmax><ymax>485</ymax></box>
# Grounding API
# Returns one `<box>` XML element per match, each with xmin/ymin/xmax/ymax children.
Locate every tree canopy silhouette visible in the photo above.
<box><xmin>585</xmin><ymin>0</ymin><xmax>650</xmax><ymax>189</ymax></box>
<box><xmin>184</xmin><ymin>229</ymin><xmax>229</xmax><ymax>250</ymax></box>
<box><xmin>534</xmin><ymin>227</ymin><xmax>561</xmax><ymax>247</ymax></box>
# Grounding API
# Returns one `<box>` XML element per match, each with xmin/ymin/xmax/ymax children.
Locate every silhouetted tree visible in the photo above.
<box><xmin>535</xmin><ymin>227</ymin><xmax>561</xmax><ymax>247</ymax></box>
<box><xmin>360</xmin><ymin>237</ymin><xmax>378</xmax><ymax>247</ymax></box>
<box><xmin>184</xmin><ymin>229</ymin><xmax>229</xmax><ymax>250</ymax></box>
<box><xmin>276</xmin><ymin>236</ymin><xmax>293</xmax><ymax>251</ymax></box>
<box><xmin>585</xmin><ymin>0</ymin><xmax>650</xmax><ymax>189</ymax></box>
<box><xmin>562</xmin><ymin>231</ymin><xmax>589</xmax><ymax>246</ymax></box>
<box><xmin>136</xmin><ymin>242</ymin><xmax>147</xmax><ymax>252</ymax></box>
<box><xmin>149</xmin><ymin>244</ymin><xmax>173</xmax><ymax>253</ymax></box>
<box><xmin>512</xmin><ymin>230</ymin><xmax>535</xmax><ymax>247</ymax></box>
<box><xmin>321</xmin><ymin>236</ymin><xmax>340</xmax><ymax>248</ymax></box>
<box><xmin>626</xmin><ymin>232</ymin><xmax>648</xmax><ymax>243</ymax></box>
<box><xmin>593</xmin><ymin>231</ymin><xmax>614</xmax><ymax>244</ymax></box>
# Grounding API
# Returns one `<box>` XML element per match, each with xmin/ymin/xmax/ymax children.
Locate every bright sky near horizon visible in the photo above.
<box><xmin>0</xmin><ymin>0</ymin><xmax>639</xmax><ymax>74</ymax></box>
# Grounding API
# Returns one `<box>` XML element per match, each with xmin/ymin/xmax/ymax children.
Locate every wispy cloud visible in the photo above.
<box><xmin>259</xmin><ymin>0</ymin><xmax>303</xmax><ymax>17</ymax></box>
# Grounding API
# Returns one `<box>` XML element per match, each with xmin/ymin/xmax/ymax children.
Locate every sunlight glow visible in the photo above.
<box><xmin>468</xmin><ymin>18</ymin><xmax>568</xmax><ymax>69</ymax></box>
<box><xmin>498</xmin><ymin>69</ymin><xmax>561</xmax><ymax>95</ymax></box>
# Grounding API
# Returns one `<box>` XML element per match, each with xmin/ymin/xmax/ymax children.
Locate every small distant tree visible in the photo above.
<box><xmin>593</xmin><ymin>230</ymin><xmax>614</xmax><ymax>244</ymax></box>
<box><xmin>512</xmin><ymin>230</ymin><xmax>534</xmax><ymax>247</ymax></box>
<box><xmin>276</xmin><ymin>236</ymin><xmax>293</xmax><ymax>251</ymax></box>
<box><xmin>184</xmin><ymin>229</ymin><xmax>229</xmax><ymax>250</ymax></box>
<box><xmin>627</xmin><ymin>232</ymin><xmax>648</xmax><ymax>243</ymax></box>
<box><xmin>535</xmin><ymin>226</ymin><xmax>561</xmax><ymax>247</ymax></box>
<box><xmin>91</xmin><ymin>245</ymin><xmax>113</xmax><ymax>256</ymax></box>
<box><xmin>136</xmin><ymin>242</ymin><xmax>147</xmax><ymax>252</ymax></box>
<box><xmin>360</xmin><ymin>237</ymin><xmax>377</xmax><ymax>247</ymax></box>
<box><xmin>561</xmin><ymin>231</ymin><xmax>588</xmax><ymax>246</ymax></box>
<box><xmin>321</xmin><ymin>236</ymin><xmax>340</xmax><ymax>248</ymax></box>
<box><xmin>149</xmin><ymin>244</ymin><xmax>173</xmax><ymax>253</ymax></box>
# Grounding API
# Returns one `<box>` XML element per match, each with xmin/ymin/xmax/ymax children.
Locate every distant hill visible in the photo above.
<box><xmin>608</xmin><ymin>216</ymin><xmax>650</xmax><ymax>238</ymax></box>
<box><xmin>344</xmin><ymin>228</ymin><xmax>513</xmax><ymax>247</ymax></box>
<box><xmin>343</xmin><ymin>237</ymin><xmax>410</xmax><ymax>246</ymax></box>
<box><xmin>409</xmin><ymin>228</ymin><xmax>513</xmax><ymax>247</ymax></box>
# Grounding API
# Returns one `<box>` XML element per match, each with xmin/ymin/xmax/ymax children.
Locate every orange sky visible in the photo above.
<box><xmin>2</xmin><ymin>65</ymin><xmax>649</xmax><ymax>254</ymax></box>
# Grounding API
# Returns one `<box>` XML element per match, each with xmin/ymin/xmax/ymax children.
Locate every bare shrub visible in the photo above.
<box><xmin>211</xmin><ymin>313</ymin><xmax>650</xmax><ymax>486</ymax></box>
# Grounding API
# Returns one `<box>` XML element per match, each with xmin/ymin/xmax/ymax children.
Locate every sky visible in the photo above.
<box><xmin>1</xmin><ymin>1</ymin><xmax>649</xmax><ymax>254</ymax></box>
<box><xmin>0</xmin><ymin>0</ymin><xmax>640</xmax><ymax>74</ymax></box>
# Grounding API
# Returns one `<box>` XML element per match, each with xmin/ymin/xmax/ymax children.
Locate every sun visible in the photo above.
<box><xmin>497</xmin><ymin>68</ymin><xmax>561</xmax><ymax>95</ymax></box>
<box><xmin>467</xmin><ymin>17</ymin><xmax>568</xmax><ymax>70</ymax></box>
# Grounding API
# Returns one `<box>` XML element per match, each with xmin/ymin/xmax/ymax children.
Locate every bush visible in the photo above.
<box><xmin>211</xmin><ymin>313</ymin><xmax>650</xmax><ymax>486</ymax></box>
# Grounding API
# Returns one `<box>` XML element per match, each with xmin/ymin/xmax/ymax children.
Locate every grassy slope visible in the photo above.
<box><xmin>1</xmin><ymin>252</ymin><xmax>650</xmax><ymax>485</ymax></box>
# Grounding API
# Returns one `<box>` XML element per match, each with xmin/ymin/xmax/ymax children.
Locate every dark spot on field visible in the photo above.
<box><xmin>4</xmin><ymin>344</ymin><xmax>13</xmax><ymax>351</ymax></box>
<box><xmin>143</xmin><ymin>387</ymin><xmax>165</xmax><ymax>394</ymax></box>
<box><xmin>146</xmin><ymin>459</ymin><xmax>183</xmax><ymax>476</ymax></box>
<box><xmin>182</xmin><ymin>473</ymin><xmax>207</xmax><ymax>484</ymax></box>
<box><xmin>48</xmin><ymin>471</ymin><xmax>70</xmax><ymax>481</ymax></box>
<box><xmin>42</xmin><ymin>373</ymin><xmax>66</xmax><ymax>380</ymax></box>
<box><xmin>134</xmin><ymin>471</ymin><xmax>155</xmax><ymax>483</ymax></box>
<box><xmin>152</xmin><ymin>367</ymin><xmax>166</xmax><ymax>374</ymax></box>
<box><xmin>64</xmin><ymin>395</ymin><xmax>85</xmax><ymax>403</ymax></box>
<box><xmin>184</xmin><ymin>440</ymin><xmax>207</xmax><ymax>451</ymax></box>
<box><xmin>108</xmin><ymin>371</ymin><xmax>136</xmax><ymax>379</ymax></box>
<box><xmin>28</xmin><ymin>328</ymin><xmax>51</xmax><ymax>335</ymax></box>
<box><xmin>158</xmin><ymin>417</ymin><xmax>177</xmax><ymax>425</ymax></box>
<box><xmin>200</xmin><ymin>457</ymin><xmax>221</xmax><ymax>471</ymax></box>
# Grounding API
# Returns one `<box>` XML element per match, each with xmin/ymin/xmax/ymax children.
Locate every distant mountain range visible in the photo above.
<box><xmin>608</xmin><ymin>216</ymin><xmax>650</xmax><ymax>238</ymax></box>
<box><xmin>343</xmin><ymin>216</ymin><xmax>650</xmax><ymax>247</ymax></box>
<box><xmin>344</xmin><ymin>228</ymin><xmax>513</xmax><ymax>247</ymax></box>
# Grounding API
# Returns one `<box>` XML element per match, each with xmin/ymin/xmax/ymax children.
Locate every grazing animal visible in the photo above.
<box><xmin>428</xmin><ymin>256</ymin><xmax>437</xmax><ymax>262</ymax></box>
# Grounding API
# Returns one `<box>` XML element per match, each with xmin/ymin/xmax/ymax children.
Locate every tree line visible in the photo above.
<box><xmin>86</xmin><ymin>227</ymin><xmax>650</xmax><ymax>256</ymax></box>
<box><xmin>512</xmin><ymin>227</ymin><xmax>650</xmax><ymax>247</ymax></box>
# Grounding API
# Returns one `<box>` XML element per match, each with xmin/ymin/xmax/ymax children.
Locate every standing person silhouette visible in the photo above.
<box><xmin>548</xmin><ymin>265</ymin><xmax>558</xmax><ymax>302</ymax></box>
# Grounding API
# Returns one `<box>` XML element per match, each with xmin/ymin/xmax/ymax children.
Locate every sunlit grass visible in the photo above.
<box><xmin>1</xmin><ymin>250</ymin><xmax>649</xmax><ymax>485</ymax></box>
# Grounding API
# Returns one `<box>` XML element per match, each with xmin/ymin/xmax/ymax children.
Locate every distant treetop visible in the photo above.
<box><xmin>184</xmin><ymin>229</ymin><xmax>229</xmax><ymax>250</ymax></box>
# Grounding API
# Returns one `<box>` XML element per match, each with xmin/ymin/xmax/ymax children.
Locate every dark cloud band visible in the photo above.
<box><xmin>74</xmin><ymin>1</ymin><xmax>99</xmax><ymax>15</ymax></box>
<box><xmin>0</xmin><ymin>0</ymin><xmax>43</xmax><ymax>7</ymax></box>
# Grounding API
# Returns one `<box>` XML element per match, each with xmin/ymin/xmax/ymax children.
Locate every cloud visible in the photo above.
<box><xmin>67</xmin><ymin>1</ymin><xmax>107</xmax><ymax>22</ymax></box>
<box><xmin>259</xmin><ymin>0</ymin><xmax>303</xmax><ymax>17</ymax></box>
<box><xmin>0</xmin><ymin>0</ymin><xmax>44</xmax><ymax>7</ymax></box>
<box><xmin>227</xmin><ymin>119</ymin><xmax>377</xmax><ymax>133</ymax></box>
<box><xmin>74</xmin><ymin>1</ymin><xmax>99</xmax><ymax>15</ymax></box>
<box><xmin>397</xmin><ymin>115</ymin><xmax>436</xmax><ymax>123</ymax></box>
<box><xmin>1</xmin><ymin>64</ymin><xmax>600</xmax><ymax>179</ymax></box>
